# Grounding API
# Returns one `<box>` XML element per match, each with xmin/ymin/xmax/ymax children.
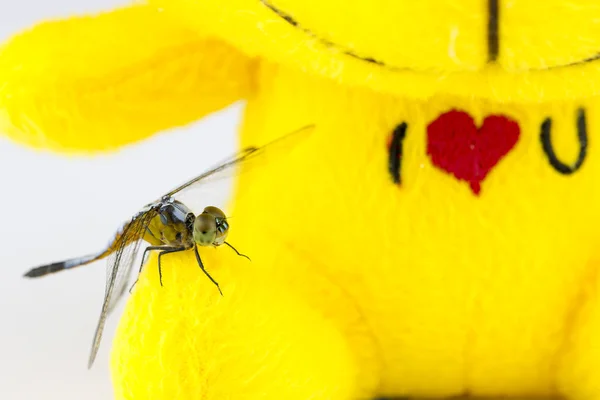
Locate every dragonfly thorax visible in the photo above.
<box><xmin>144</xmin><ymin>200</ymin><xmax>195</xmax><ymax>248</ymax></box>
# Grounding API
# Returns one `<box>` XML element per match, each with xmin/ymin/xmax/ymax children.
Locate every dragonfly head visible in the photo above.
<box><xmin>193</xmin><ymin>206</ymin><xmax>229</xmax><ymax>247</ymax></box>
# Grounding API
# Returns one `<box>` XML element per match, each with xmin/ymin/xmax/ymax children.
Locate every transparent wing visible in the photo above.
<box><xmin>87</xmin><ymin>207</ymin><xmax>158</xmax><ymax>368</ymax></box>
<box><xmin>161</xmin><ymin>124</ymin><xmax>315</xmax><ymax>200</ymax></box>
<box><xmin>104</xmin><ymin>209</ymin><xmax>159</xmax><ymax>315</ymax></box>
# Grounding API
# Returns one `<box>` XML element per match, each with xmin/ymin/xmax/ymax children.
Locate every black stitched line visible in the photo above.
<box><xmin>260</xmin><ymin>0</ymin><xmax>389</xmax><ymax>68</ymax></box>
<box><xmin>344</xmin><ymin>53</ymin><xmax>385</xmax><ymax>66</ymax></box>
<box><xmin>540</xmin><ymin>108</ymin><xmax>588</xmax><ymax>174</ymax></box>
<box><xmin>259</xmin><ymin>0</ymin><xmax>600</xmax><ymax>71</ymax></box>
<box><xmin>488</xmin><ymin>0</ymin><xmax>499</xmax><ymax>62</ymax></box>
<box><xmin>552</xmin><ymin>53</ymin><xmax>600</xmax><ymax>69</ymax></box>
<box><xmin>388</xmin><ymin>123</ymin><xmax>407</xmax><ymax>184</ymax></box>
<box><xmin>260</xmin><ymin>0</ymin><xmax>298</xmax><ymax>26</ymax></box>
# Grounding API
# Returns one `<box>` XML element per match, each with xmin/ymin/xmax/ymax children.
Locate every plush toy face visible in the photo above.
<box><xmin>152</xmin><ymin>0</ymin><xmax>600</xmax><ymax>101</ymax></box>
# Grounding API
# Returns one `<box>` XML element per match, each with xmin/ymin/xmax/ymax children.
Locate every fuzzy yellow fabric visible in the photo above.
<box><xmin>0</xmin><ymin>6</ymin><xmax>254</xmax><ymax>151</ymax></box>
<box><xmin>2</xmin><ymin>1</ymin><xmax>600</xmax><ymax>399</ymax></box>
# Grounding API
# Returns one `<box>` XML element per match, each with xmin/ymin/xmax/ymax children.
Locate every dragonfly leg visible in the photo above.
<box><xmin>224</xmin><ymin>241</ymin><xmax>251</xmax><ymax>261</ymax></box>
<box><xmin>157</xmin><ymin>247</ymin><xmax>188</xmax><ymax>287</ymax></box>
<box><xmin>194</xmin><ymin>245</ymin><xmax>223</xmax><ymax>296</ymax></box>
<box><xmin>129</xmin><ymin>246</ymin><xmax>184</xmax><ymax>293</ymax></box>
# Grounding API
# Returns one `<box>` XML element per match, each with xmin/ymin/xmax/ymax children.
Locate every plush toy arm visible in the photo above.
<box><xmin>0</xmin><ymin>4</ymin><xmax>254</xmax><ymax>152</ymax></box>
<box><xmin>111</xmin><ymin>250</ymin><xmax>381</xmax><ymax>400</ymax></box>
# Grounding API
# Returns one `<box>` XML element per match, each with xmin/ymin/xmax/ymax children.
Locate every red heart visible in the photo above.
<box><xmin>426</xmin><ymin>110</ymin><xmax>520</xmax><ymax>195</ymax></box>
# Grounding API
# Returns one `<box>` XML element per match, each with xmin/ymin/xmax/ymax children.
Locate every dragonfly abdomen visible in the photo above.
<box><xmin>24</xmin><ymin>253</ymin><xmax>101</xmax><ymax>278</ymax></box>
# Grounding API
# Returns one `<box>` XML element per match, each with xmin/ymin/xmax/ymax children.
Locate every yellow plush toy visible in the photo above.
<box><xmin>2</xmin><ymin>1</ymin><xmax>600</xmax><ymax>399</ymax></box>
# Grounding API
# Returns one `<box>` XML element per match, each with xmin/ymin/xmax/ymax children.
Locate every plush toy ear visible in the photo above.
<box><xmin>0</xmin><ymin>4</ymin><xmax>254</xmax><ymax>153</ymax></box>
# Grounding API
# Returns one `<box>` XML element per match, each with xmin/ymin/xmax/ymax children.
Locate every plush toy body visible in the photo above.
<box><xmin>2</xmin><ymin>1</ymin><xmax>600</xmax><ymax>399</ymax></box>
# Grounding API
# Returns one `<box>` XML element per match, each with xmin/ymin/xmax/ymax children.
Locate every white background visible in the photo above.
<box><xmin>0</xmin><ymin>1</ymin><xmax>240</xmax><ymax>399</ymax></box>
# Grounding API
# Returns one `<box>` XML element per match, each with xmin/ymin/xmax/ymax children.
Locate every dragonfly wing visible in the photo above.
<box><xmin>162</xmin><ymin>124</ymin><xmax>315</xmax><ymax>200</ymax></box>
<box><xmin>87</xmin><ymin>207</ymin><xmax>157</xmax><ymax>368</ymax></box>
<box><xmin>104</xmin><ymin>209</ymin><xmax>159</xmax><ymax>315</ymax></box>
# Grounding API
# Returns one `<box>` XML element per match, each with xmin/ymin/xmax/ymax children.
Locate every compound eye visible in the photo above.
<box><xmin>203</xmin><ymin>206</ymin><xmax>227</xmax><ymax>220</ymax></box>
<box><xmin>193</xmin><ymin>214</ymin><xmax>217</xmax><ymax>246</ymax></box>
<box><xmin>213</xmin><ymin>218</ymin><xmax>229</xmax><ymax>246</ymax></box>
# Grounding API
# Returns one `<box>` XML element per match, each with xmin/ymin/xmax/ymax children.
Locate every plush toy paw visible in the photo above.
<box><xmin>112</xmin><ymin>246</ymin><xmax>381</xmax><ymax>400</ymax></box>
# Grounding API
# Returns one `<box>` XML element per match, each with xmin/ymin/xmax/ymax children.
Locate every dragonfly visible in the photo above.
<box><xmin>23</xmin><ymin>124</ymin><xmax>314</xmax><ymax>369</ymax></box>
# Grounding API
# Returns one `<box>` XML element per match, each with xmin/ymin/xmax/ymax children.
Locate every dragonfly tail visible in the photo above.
<box><xmin>24</xmin><ymin>253</ymin><xmax>101</xmax><ymax>278</ymax></box>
